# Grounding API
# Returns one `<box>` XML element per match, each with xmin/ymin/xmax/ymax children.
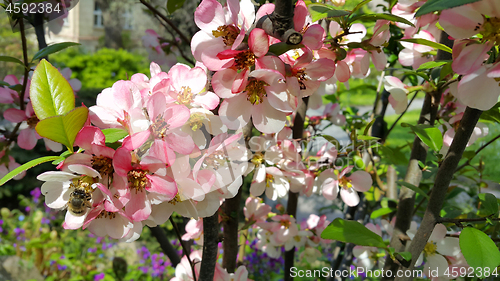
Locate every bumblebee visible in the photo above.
<box><xmin>67</xmin><ymin>186</ymin><xmax>92</xmax><ymax>216</ymax></box>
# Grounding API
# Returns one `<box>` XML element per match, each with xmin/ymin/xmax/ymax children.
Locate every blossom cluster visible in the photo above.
<box><xmin>190</xmin><ymin>0</ymin><xmax>390</xmax><ymax>134</ymax></box>
<box><xmin>243</xmin><ymin>197</ymin><xmax>332</xmax><ymax>259</ymax></box>
<box><xmin>38</xmin><ymin>62</ymin><xmax>250</xmax><ymax>241</ymax></box>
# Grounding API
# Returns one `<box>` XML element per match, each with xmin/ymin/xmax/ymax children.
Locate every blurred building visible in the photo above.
<box><xmin>45</xmin><ymin>0</ymin><xmax>154</xmax><ymax>52</ymax></box>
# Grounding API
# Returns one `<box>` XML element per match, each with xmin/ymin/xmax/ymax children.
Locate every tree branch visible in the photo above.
<box><xmin>199</xmin><ymin>212</ymin><xmax>219</xmax><ymax>281</ymax></box>
<box><xmin>382</xmin><ymin>31</ymin><xmax>454</xmax><ymax>280</ymax></box>
<box><xmin>255</xmin><ymin>0</ymin><xmax>302</xmax><ymax>44</ymax></box>
<box><xmin>152</xmin><ymin>13</ymin><xmax>195</xmax><ymax>65</ymax></box>
<box><xmin>285</xmin><ymin>96</ymin><xmax>309</xmax><ymax>281</ymax></box>
<box><xmin>170</xmin><ymin>217</ymin><xmax>197</xmax><ymax>281</ymax></box>
<box><xmin>139</xmin><ymin>0</ymin><xmax>191</xmax><ymax>46</ymax></box>
<box><xmin>148</xmin><ymin>226</ymin><xmax>181</xmax><ymax>267</ymax></box>
<box><xmin>396</xmin><ymin>107</ymin><xmax>483</xmax><ymax>281</ymax></box>
<box><xmin>437</xmin><ymin>216</ymin><xmax>500</xmax><ymax>224</ymax></box>
<box><xmin>221</xmin><ymin>121</ymin><xmax>253</xmax><ymax>272</ymax></box>
<box><xmin>221</xmin><ymin>189</ymin><xmax>242</xmax><ymax>272</ymax></box>
<box><xmin>455</xmin><ymin>133</ymin><xmax>500</xmax><ymax>172</ymax></box>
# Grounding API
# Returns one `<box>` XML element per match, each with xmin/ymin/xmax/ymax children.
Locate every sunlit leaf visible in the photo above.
<box><xmin>415</xmin><ymin>0</ymin><xmax>482</xmax><ymax>17</ymax></box>
<box><xmin>399</xmin><ymin>38</ymin><xmax>452</xmax><ymax>54</ymax></box>
<box><xmin>321</xmin><ymin>218</ymin><xmax>386</xmax><ymax>248</ymax></box>
<box><xmin>30</xmin><ymin>59</ymin><xmax>75</xmax><ymax>120</ymax></box>
<box><xmin>36</xmin><ymin>106</ymin><xmax>89</xmax><ymax>152</ymax></box>
<box><xmin>32</xmin><ymin>42</ymin><xmax>80</xmax><ymax>61</ymax></box>
<box><xmin>460</xmin><ymin>227</ymin><xmax>500</xmax><ymax>274</ymax></box>
<box><xmin>0</xmin><ymin>156</ymin><xmax>60</xmax><ymax>186</ymax></box>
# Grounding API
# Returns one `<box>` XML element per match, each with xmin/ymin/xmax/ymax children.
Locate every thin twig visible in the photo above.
<box><xmin>437</xmin><ymin>216</ymin><xmax>500</xmax><ymax>224</ymax></box>
<box><xmin>139</xmin><ymin>0</ymin><xmax>191</xmax><ymax>46</ymax></box>
<box><xmin>170</xmin><ymin>217</ymin><xmax>197</xmax><ymax>281</ymax></box>
<box><xmin>152</xmin><ymin>13</ymin><xmax>195</xmax><ymax>65</ymax></box>
<box><xmin>456</xmin><ymin>134</ymin><xmax>500</xmax><ymax>172</ymax></box>
<box><xmin>18</xmin><ymin>16</ymin><xmax>30</xmax><ymax>111</ymax></box>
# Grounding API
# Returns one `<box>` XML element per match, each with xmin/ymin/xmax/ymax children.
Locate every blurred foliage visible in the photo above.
<box><xmin>0</xmin><ymin>194</ymin><xmax>178</xmax><ymax>280</ymax></box>
<box><xmin>50</xmin><ymin>47</ymin><xmax>150</xmax><ymax>90</ymax></box>
<box><xmin>0</xmin><ymin>16</ymin><xmax>36</xmax><ymax>79</ymax></box>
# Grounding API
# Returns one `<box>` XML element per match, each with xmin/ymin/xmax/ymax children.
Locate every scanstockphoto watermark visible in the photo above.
<box><xmin>289</xmin><ymin>267</ymin><xmax>424</xmax><ymax>278</ymax></box>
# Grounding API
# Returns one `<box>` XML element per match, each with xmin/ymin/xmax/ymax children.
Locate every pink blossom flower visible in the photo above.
<box><xmin>171</xmin><ymin>251</ymin><xmax>203</xmax><ymax>281</ymax></box>
<box><xmin>191</xmin><ymin>0</ymin><xmax>254</xmax><ymax>71</ymax></box>
<box><xmin>0</xmin><ymin>151</ymin><xmax>25</xmax><ymax>180</ymax></box>
<box><xmin>399</xmin><ymin>30</ymin><xmax>436</xmax><ymax>69</ymax></box>
<box><xmin>383</xmin><ymin>76</ymin><xmax>409</xmax><ymax>114</ymax></box>
<box><xmin>219</xmin><ymin>265</ymin><xmax>251</xmax><ymax>281</ymax></box>
<box><xmin>142</xmin><ymin>29</ymin><xmax>178</xmax><ymax>67</ymax></box>
<box><xmin>453</xmin><ymin>62</ymin><xmax>500</xmax><ymax>110</ymax></box>
<box><xmin>60</xmin><ymin>68</ymin><xmax>82</xmax><ymax>93</ymax></box>
<box><xmin>250</xmin><ymin>166</ymin><xmax>290</xmax><ymax>200</ymax></box>
<box><xmin>320</xmin><ymin>166</ymin><xmax>372</xmax><ymax>206</ymax></box>
<box><xmin>37</xmin><ymin>165</ymin><xmax>104</xmax><ymax>229</ymax></box>
<box><xmin>281</xmin><ymin>48</ymin><xmax>336</xmax><ymax>98</ymax></box>
<box><xmin>182</xmin><ymin>218</ymin><xmax>204</xmax><ymax>245</ymax></box>
<box><xmin>3</xmin><ymin>101</ymin><xmax>62</xmax><ymax>151</ymax></box>
<box><xmin>244</xmin><ymin>197</ymin><xmax>271</xmax><ymax>223</ymax></box>
<box><xmin>0</xmin><ymin>75</ymin><xmax>21</xmax><ymax>104</ymax></box>
<box><xmin>216</xmin><ymin>68</ymin><xmax>291</xmax><ymax>133</ymax></box>
<box><xmin>113</xmin><ymin>147</ymin><xmax>177</xmax><ymax>221</ymax></box>
<box><xmin>89</xmin><ymin>80</ymin><xmax>148</xmax><ymax>135</ymax></box>
<box><xmin>215</xmin><ymin>28</ymin><xmax>270</xmax><ymax>93</ymax></box>
<box><xmin>165</xmin><ymin>63</ymin><xmax>219</xmax><ymax>110</ymax></box>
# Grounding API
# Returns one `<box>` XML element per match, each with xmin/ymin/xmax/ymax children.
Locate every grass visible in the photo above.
<box><xmin>384</xmin><ymin>109</ymin><xmax>421</xmax><ymax>147</ymax></box>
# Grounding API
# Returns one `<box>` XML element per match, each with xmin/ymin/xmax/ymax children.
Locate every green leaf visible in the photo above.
<box><xmin>397</xmin><ymin>181</ymin><xmax>430</xmax><ymax>200</ymax></box>
<box><xmin>308</xmin><ymin>4</ymin><xmax>350</xmax><ymax>22</ymax></box>
<box><xmin>30</xmin><ymin>59</ymin><xmax>75</xmax><ymax>120</ymax></box>
<box><xmin>35</xmin><ymin>106</ymin><xmax>89</xmax><ymax>152</ymax></box>
<box><xmin>370</xmin><ymin>207</ymin><xmax>395</xmax><ymax>219</ymax></box>
<box><xmin>378</xmin><ymin>146</ymin><xmax>408</xmax><ymax>165</ymax></box>
<box><xmin>51</xmin><ymin>150</ymin><xmax>73</xmax><ymax>165</ymax></box>
<box><xmin>322</xmin><ymin>135</ymin><xmax>340</xmax><ymax>149</ymax></box>
<box><xmin>363</xmin><ymin>119</ymin><xmax>376</xmax><ymax>136</ymax></box>
<box><xmin>403</xmin><ymin>123</ymin><xmax>443</xmax><ymax>151</ymax></box>
<box><xmin>417</xmin><ymin>61</ymin><xmax>449</xmax><ymax>70</ymax></box>
<box><xmin>459</xmin><ymin>227</ymin><xmax>500</xmax><ymax>273</ymax></box>
<box><xmin>478</xmin><ymin>193</ymin><xmax>498</xmax><ymax>216</ymax></box>
<box><xmin>351</xmin><ymin>0</ymin><xmax>372</xmax><ymax>14</ymax></box>
<box><xmin>167</xmin><ymin>0</ymin><xmax>186</xmax><ymax>13</ymax></box>
<box><xmin>0</xmin><ymin>156</ymin><xmax>60</xmax><ymax>186</ymax></box>
<box><xmin>32</xmin><ymin>42</ymin><xmax>80</xmax><ymax>61</ymax></box>
<box><xmin>398</xmin><ymin>252</ymin><xmax>412</xmax><ymax>261</ymax></box>
<box><xmin>480</xmin><ymin>103</ymin><xmax>500</xmax><ymax>123</ymax></box>
<box><xmin>0</xmin><ymin>56</ymin><xmax>25</xmax><ymax>68</ymax></box>
<box><xmin>321</xmin><ymin>218</ymin><xmax>386</xmax><ymax>248</ymax></box>
<box><xmin>357</xmin><ymin>135</ymin><xmax>380</xmax><ymax>141</ymax></box>
<box><xmin>403</xmin><ymin>70</ymin><xmax>430</xmax><ymax>82</ymax></box>
<box><xmin>102</xmin><ymin>128</ymin><xmax>129</xmax><ymax>143</ymax></box>
<box><xmin>268</xmin><ymin>42</ymin><xmax>304</xmax><ymax>56</ymax></box>
<box><xmin>415</xmin><ymin>0</ymin><xmax>482</xmax><ymax>17</ymax></box>
<box><xmin>439</xmin><ymin>62</ymin><xmax>453</xmax><ymax>81</ymax></box>
<box><xmin>399</xmin><ymin>38</ymin><xmax>452</xmax><ymax>54</ymax></box>
<box><xmin>348</xmin><ymin>13</ymin><xmax>415</xmax><ymax>27</ymax></box>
